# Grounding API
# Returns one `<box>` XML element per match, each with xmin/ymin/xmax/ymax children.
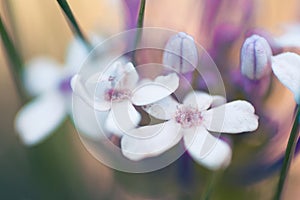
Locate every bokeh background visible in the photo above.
<box><xmin>0</xmin><ymin>0</ymin><xmax>300</xmax><ymax>199</ymax></box>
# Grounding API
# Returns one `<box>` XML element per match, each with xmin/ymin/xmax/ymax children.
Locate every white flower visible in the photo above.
<box><xmin>271</xmin><ymin>52</ymin><xmax>300</xmax><ymax>104</ymax></box>
<box><xmin>15</xmin><ymin>36</ymin><xmax>103</xmax><ymax>146</ymax></box>
<box><xmin>274</xmin><ymin>24</ymin><xmax>300</xmax><ymax>48</ymax></box>
<box><xmin>71</xmin><ymin>61</ymin><xmax>180</xmax><ymax>136</ymax></box>
<box><xmin>121</xmin><ymin>91</ymin><xmax>259</xmax><ymax>170</ymax></box>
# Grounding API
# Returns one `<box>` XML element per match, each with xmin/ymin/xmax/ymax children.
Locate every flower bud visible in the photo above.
<box><xmin>240</xmin><ymin>34</ymin><xmax>272</xmax><ymax>80</ymax></box>
<box><xmin>163</xmin><ymin>32</ymin><xmax>198</xmax><ymax>74</ymax></box>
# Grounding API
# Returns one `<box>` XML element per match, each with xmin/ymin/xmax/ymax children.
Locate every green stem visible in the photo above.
<box><xmin>201</xmin><ymin>170</ymin><xmax>221</xmax><ymax>200</ymax></box>
<box><xmin>132</xmin><ymin>0</ymin><xmax>146</xmax><ymax>63</ymax></box>
<box><xmin>274</xmin><ymin>106</ymin><xmax>300</xmax><ymax>200</ymax></box>
<box><xmin>0</xmin><ymin>15</ymin><xmax>27</xmax><ymax>103</ymax></box>
<box><xmin>57</xmin><ymin>0</ymin><xmax>92</xmax><ymax>50</ymax></box>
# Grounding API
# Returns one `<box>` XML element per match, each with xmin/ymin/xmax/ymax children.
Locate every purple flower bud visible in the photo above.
<box><xmin>163</xmin><ymin>32</ymin><xmax>198</xmax><ymax>74</ymax></box>
<box><xmin>240</xmin><ymin>34</ymin><xmax>272</xmax><ymax>80</ymax></box>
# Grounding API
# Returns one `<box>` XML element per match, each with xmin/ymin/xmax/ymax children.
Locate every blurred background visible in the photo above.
<box><xmin>1</xmin><ymin>0</ymin><xmax>300</xmax><ymax>199</ymax></box>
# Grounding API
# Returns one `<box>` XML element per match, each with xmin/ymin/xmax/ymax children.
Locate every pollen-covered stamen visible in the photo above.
<box><xmin>174</xmin><ymin>106</ymin><xmax>203</xmax><ymax>128</ymax></box>
<box><xmin>108</xmin><ymin>76</ymin><xmax>116</xmax><ymax>87</ymax></box>
<box><xmin>104</xmin><ymin>88</ymin><xmax>132</xmax><ymax>102</ymax></box>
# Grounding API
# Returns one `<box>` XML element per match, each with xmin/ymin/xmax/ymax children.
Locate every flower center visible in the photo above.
<box><xmin>174</xmin><ymin>106</ymin><xmax>202</xmax><ymax>128</ymax></box>
<box><xmin>59</xmin><ymin>76</ymin><xmax>73</xmax><ymax>94</ymax></box>
<box><xmin>104</xmin><ymin>88</ymin><xmax>132</xmax><ymax>102</ymax></box>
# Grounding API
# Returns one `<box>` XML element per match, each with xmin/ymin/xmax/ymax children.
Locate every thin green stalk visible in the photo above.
<box><xmin>274</xmin><ymin>106</ymin><xmax>300</xmax><ymax>200</ymax></box>
<box><xmin>132</xmin><ymin>0</ymin><xmax>146</xmax><ymax>63</ymax></box>
<box><xmin>0</xmin><ymin>15</ymin><xmax>27</xmax><ymax>103</ymax></box>
<box><xmin>201</xmin><ymin>170</ymin><xmax>222</xmax><ymax>200</ymax></box>
<box><xmin>57</xmin><ymin>0</ymin><xmax>92</xmax><ymax>50</ymax></box>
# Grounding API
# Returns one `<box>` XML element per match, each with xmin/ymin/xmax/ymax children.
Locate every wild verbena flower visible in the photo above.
<box><xmin>15</xmin><ymin>36</ymin><xmax>101</xmax><ymax>145</ymax></box>
<box><xmin>121</xmin><ymin>91</ymin><xmax>259</xmax><ymax>170</ymax></box>
<box><xmin>71</xmin><ymin>61</ymin><xmax>180</xmax><ymax>136</ymax></box>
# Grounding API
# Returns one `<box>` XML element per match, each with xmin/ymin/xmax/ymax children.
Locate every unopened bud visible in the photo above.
<box><xmin>240</xmin><ymin>34</ymin><xmax>272</xmax><ymax>80</ymax></box>
<box><xmin>163</xmin><ymin>32</ymin><xmax>198</xmax><ymax>74</ymax></box>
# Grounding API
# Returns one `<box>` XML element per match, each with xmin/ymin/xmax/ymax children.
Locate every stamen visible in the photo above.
<box><xmin>105</xmin><ymin>89</ymin><xmax>132</xmax><ymax>102</ymax></box>
<box><xmin>174</xmin><ymin>106</ymin><xmax>202</xmax><ymax>128</ymax></box>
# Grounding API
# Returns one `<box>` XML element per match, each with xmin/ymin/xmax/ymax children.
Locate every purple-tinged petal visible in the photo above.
<box><xmin>163</xmin><ymin>32</ymin><xmax>198</xmax><ymax>74</ymax></box>
<box><xmin>240</xmin><ymin>34</ymin><xmax>272</xmax><ymax>80</ymax></box>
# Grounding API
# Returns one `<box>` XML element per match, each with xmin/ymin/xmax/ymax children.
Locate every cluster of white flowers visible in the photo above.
<box><xmin>72</xmin><ymin>32</ymin><xmax>260</xmax><ymax>170</ymax></box>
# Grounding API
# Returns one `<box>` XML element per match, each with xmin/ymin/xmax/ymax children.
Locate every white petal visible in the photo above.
<box><xmin>274</xmin><ymin>25</ymin><xmax>300</xmax><ymax>48</ymax></box>
<box><xmin>65</xmin><ymin>34</ymin><xmax>104</xmax><ymax>74</ymax></box>
<box><xmin>142</xmin><ymin>96</ymin><xmax>179</xmax><ymax>120</ymax></box>
<box><xmin>121</xmin><ymin>120</ymin><xmax>183</xmax><ymax>161</ymax></box>
<box><xmin>94</xmin><ymin>80</ymin><xmax>113</xmax><ymax>110</ymax></box>
<box><xmin>71</xmin><ymin>75</ymin><xmax>111</xmax><ymax>111</ymax></box>
<box><xmin>183</xmin><ymin>126</ymin><xmax>232</xmax><ymax>170</ymax></box>
<box><xmin>24</xmin><ymin>57</ymin><xmax>63</xmax><ymax>96</ymax></box>
<box><xmin>183</xmin><ymin>91</ymin><xmax>213</xmax><ymax>111</ymax></box>
<box><xmin>116</xmin><ymin>62</ymin><xmax>139</xmax><ymax>90</ymax></box>
<box><xmin>272</xmin><ymin>52</ymin><xmax>300</xmax><ymax>104</ymax></box>
<box><xmin>72</xmin><ymin>94</ymin><xmax>110</xmax><ymax>140</ymax></box>
<box><xmin>202</xmin><ymin>100</ymin><xmax>259</xmax><ymax>133</ymax></box>
<box><xmin>101</xmin><ymin>61</ymin><xmax>139</xmax><ymax>90</ymax></box>
<box><xmin>105</xmin><ymin>100</ymin><xmax>141</xmax><ymax>136</ymax></box>
<box><xmin>131</xmin><ymin>73</ymin><xmax>179</xmax><ymax>106</ymax></box>
<box><xmin>15</xmin><ymin>92</ymin><xmax>66</xmax><ymax>146</ymax></box>
<box><xmin>211</xmin><ymin>95</ymin><xmax>226</xmax><ymax>107</ymax></box>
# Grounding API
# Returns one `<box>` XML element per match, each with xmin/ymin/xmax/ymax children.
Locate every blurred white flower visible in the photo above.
<box><xmin>121</xmin><ymin>91</ymin><xmax>259</xmax><ymax>170</ymax></box>
<box><xmin>163</xmin><ymin>32</ymin><xmax>198</xmax><ymax>74</ymax></box>
<box><xmin>271</xmin><ymin>52</ymin><xmax>300</xmax><ymax>104</ymax></box>
<box><xmin>71</xmin><ymin>61</ymin><xmax>180</xmax><ymax>136</ymax></box>
<box><xmin>15</xmin><ymin>36</ymin><xmax>102</xmax><ymax>146</ymax></box>
<box><xmin>274</xmin><ymin>24</ymin><xmax>300</xmax><ymax>48</ymax></box>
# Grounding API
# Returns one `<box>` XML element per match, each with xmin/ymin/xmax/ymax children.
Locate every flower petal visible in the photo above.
<box><xmin>274</xmin><ymin>25</ymin><xmax>300</xmax><ymax>48</ymax></box>
<box><xmin>105</xmin><ymin>100</ymin><xmax>141</xmax><ymax>136</ymax></box>
<box><xmin>211</xmin><ymin>95</ymin><xmax>226</xmax><ymax>107</ymax></box>
<box><xmin>183</xmin><ymin>126</ymin><xmax>232</xmax><ymax>170</ymax></box>
<box><xmin>121</xmin><ymin>120</ymin><xmax>182</xmax><ymax>161</ymax></box>
<box><xmin>183</xmin><ymin>91</ymin><xmax>213</xmax><ymax>111</ymax></box>
<box><xmin>142</xmin><ymin>96</ymin><xmax>179</xmax><ymax>120</ymax></box>
<box><xmin>100</xmin><ymin>61</ymin><xmax>138</xmax><ymax>89</ymax></box>
<box><xmin>65</xmin><ymin>34</ymin><xmax>104</xmax><ymax>74</ymax></box>
<box><xmin>116</xmin><ymin>62</ymin><xmax>139</xmax><ymax>90</ymax></box>
<box><xmin>202</xmin><ymin>100</ymin><xmax>259</xmax><ymax>133</ymax></box>
<box><xmin>272</xmin><ymin>52</ymin><xmax>300</xmax><ymax>104</ymax></box>
<box><xmin>131</xmin><ymin>73</ymin><xmax>179</xmax><ymax>106</ymax></box>
<box><xmin>72</xmin><ymin>94</ymin><xmax>110</xmax><ymax>140</ymax></box>
<box><xmin>15</xmin><ymin>92</ymin><xmax>66</xmax><ymax>146</ymax></box>
<box><xmin>24</xmin><ymin>57</ymin><xmax>63</xmax><ymax>96</ymax></box>
<box><xmin>71</xmin><ymin>75</ymin><xmax>111</xmax><ymax>111</ymax></box>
